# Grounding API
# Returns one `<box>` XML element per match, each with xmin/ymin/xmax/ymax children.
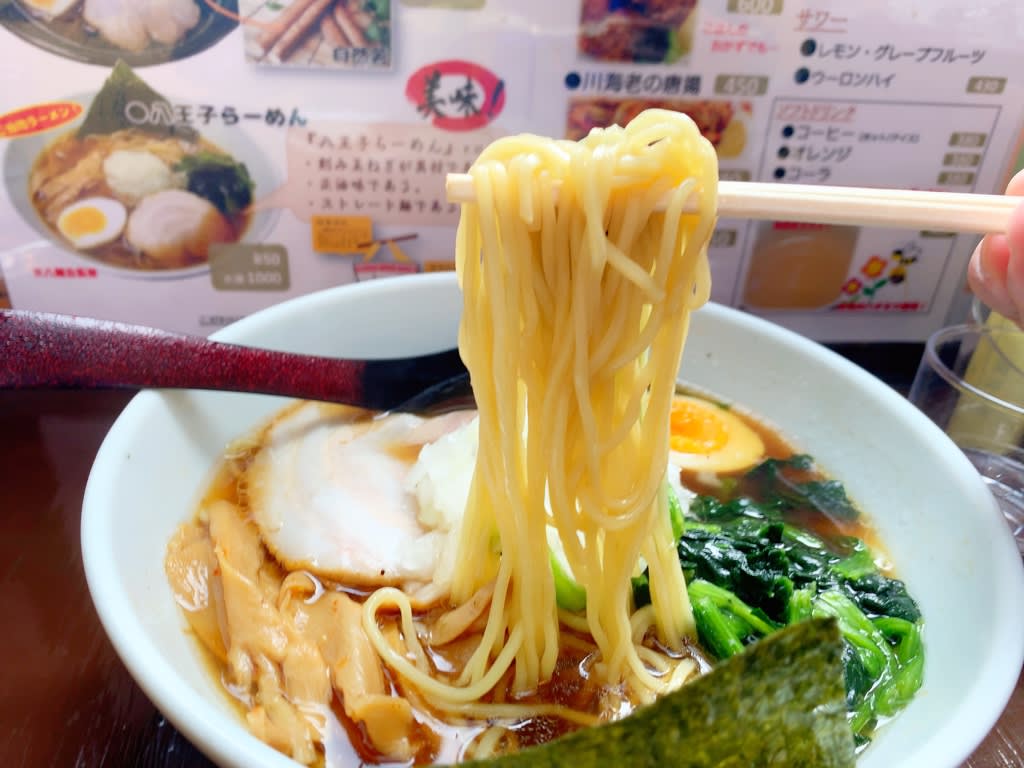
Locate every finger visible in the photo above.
<box><xmin>1006</xmin><ymin>168</ymin><xmax>1024</xmax><ymax>195</ymax></box>
<box><xmin>968</xmin><ymin>232</ymin><xmax>1016</xmax><ymax>320</ymax></box>
<box><xmin>966</xmin><ymin>169</ymin><xmax>1024</xmax><ymax>323</ymax></box>
<box><xmin>1002</xmin><ymin>195</ymin><xmax>1024</xmax><ymax>322</ymax></box>
<box><xmin>1004</xmin><ymin>168</ymin><xmax>1024</xmax><ymax>257</ymax></box>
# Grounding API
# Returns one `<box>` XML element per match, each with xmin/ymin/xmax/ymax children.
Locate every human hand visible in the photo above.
<box><xmin>967</xmin><ymin>169</ymin><xmax>1024</xmax><ymax>325</ymax></box>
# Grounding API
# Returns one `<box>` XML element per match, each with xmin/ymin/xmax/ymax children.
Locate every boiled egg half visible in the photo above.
<box><xmin>668</xmin><ymin>394</ymin><xmax>765</xmax><ymax>474</ymax></box>
<box><xmin>56</xmin><ymin>197</ymin><xmax>127</xmax><ymax>250</ymax></box>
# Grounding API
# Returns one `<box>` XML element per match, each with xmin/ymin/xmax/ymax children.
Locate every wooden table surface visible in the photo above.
<box><xmin>1</xmin><ymin>358</ymin><xmax>1022</xmax><ymax>767</ymax></box>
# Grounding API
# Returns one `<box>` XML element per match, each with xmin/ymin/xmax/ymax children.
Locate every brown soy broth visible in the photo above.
<box><xmin>177</xmin><ymin>392</ymin><xmax>898</xmax><ymax>765</ymax></box>
<box><xmin>676</xmin><ymin>385</ymin><xmax>890</xmax><ymax>564</ymax></box>
<box><xmin>186</xmin><ymin>403</ymin><xmax>610</xmax><ymax>766</ymax></box>
<box><xmin>327</xmin><ymin>692</ymin><xmax>395</xmax><ymax>767</ymax></box>
<box><xmin>29</xmin><ymin>130</ymin><xmax>251</xmax><ymax>271</ymax></box>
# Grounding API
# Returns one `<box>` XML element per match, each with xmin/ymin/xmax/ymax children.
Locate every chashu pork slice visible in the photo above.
<box><xmin>245</xmin><ymin>402</ymin><xmax>474</xmax><ymax>607</ymax></box>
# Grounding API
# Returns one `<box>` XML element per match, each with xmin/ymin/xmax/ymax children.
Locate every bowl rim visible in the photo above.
<box><xmin>83</xmin><ymin>391</ymin><xmax>294</xmax><ymax>768</ymax></box>
<box><xmin>81</xmin><ymin>272</ymin><xmax>1024</xmax><ymax>768</ymax></box>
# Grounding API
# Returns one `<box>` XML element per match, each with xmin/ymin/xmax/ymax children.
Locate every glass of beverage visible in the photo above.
<box><xmin>909</xmin><ymin>321</ymin><xmax>1024</xmax><ymax>553</ymax></box>
<box><xmin>741</xmin><ymin>222</ymin><xmax>860</xmax><ymax>311</ymax></box>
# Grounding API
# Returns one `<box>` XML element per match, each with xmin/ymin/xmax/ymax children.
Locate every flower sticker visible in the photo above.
<box><xmin>842</xmin><ymin>277</ymin><xmax>863</xmax><ymax>295</ymax></box>
<box><xmin>834</xmin><ymin>242</ymin><xmax>922</xmax><ymax>309</ymax></box>
<box><xmin>860</xmin><ymin>255</ymin><xmax>887</xmax><ymax>279</ymax></box>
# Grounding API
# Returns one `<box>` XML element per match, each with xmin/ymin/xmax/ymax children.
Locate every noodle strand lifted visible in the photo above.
<box><xmin>365</xmin><ymin>108</ymin><xmax>718</xmax><ymax>708</ymax></box>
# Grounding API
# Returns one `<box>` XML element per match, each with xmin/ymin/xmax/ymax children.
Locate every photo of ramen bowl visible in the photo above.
<box><xmin>3</xmin><ymin>85</ymin><xmax>279</xmax><ymax>280</ymax></box>
<box><xmin>82</xmin><ymin>274</ymin><xmax>1024</xmax><ymax>767</ymax></box>
<box><xmin>0</xmin><ymin>0</ymin><xmax>239</xmax><ymax>67</ymax></box>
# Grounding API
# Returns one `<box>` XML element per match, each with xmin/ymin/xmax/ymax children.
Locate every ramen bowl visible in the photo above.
<box><xmin>3</xmin><ymin>92</ymin><xmax>281</xmax><ymax>281</ymax></box>
<box><xmin>82</xmin><ymin>273</ymin><xmax>1024</xmax><ymax>768</ymax></box>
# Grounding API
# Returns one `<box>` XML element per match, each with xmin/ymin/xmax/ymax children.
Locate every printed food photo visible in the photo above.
<box><xmin>4</xmin><ymin>61</ymin><xmax>279</xmax><ymax>275</ymax></box>
<box><xmin>578</xmin><ymin>0</ymin><xmax>699</xmax><ymax>63</ymax></box>
<box><xmin>0</xmin><ymin>0</ymin><xmax>239</xmax><ymax>65</ymax></box>
<box><xmin>567</xmin><ymin>98</ymin><xmax>749</xmax><ymax>159</ymax></box>
<box><xmin>241</xmin><ymin>0</ymin><xmax>391</xmax><ymax>68</ymax></box>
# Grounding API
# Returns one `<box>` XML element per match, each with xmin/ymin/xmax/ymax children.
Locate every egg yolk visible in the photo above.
<box><xmin>62</xmin><ymin>206</ymin><xmax>107</xmax><ymax>238</ymax></box>
<box><xmin>670</xmin><ymin>399</ymin><xmax>729</xmax><ymax>454</ymax></box>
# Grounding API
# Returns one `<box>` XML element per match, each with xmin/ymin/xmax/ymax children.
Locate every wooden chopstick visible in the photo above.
<box><xmin>444</xmin><ymin>175</ymin><xmax>1021</xmax><ymax>235</ymax></box>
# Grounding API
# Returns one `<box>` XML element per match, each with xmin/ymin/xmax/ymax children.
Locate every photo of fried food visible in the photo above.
<box><xmin>578</xmin><ymin>0</ymin><xmax>698</xmax><ymax>63</ymax></box>
<box><xmin>242</xmin><ymin>0</ymin><xmax>390</xmax><ymax>68</ymax></box>
<box><xmin>566</xmin><ymin>98</ymin><xmax>749</xmax><ymax>158</ymax></box>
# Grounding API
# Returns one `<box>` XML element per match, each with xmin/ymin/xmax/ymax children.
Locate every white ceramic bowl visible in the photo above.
<box><xmin>3</xmin><ymin>92</ymin><xmax>280</xmax><ymax>281</ymax></box>
<box><xmin>82</xmin><ymin>273</ymin><xmax>1024</xmax><ymax>768</ymax></box>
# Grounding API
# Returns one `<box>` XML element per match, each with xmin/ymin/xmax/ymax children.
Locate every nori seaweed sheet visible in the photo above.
<box><xmin>77</xmin><ymin>60</ymin><xmax>198</xmax><ymax>142</ymax></box>
<box><xmin>455</xmin><ymin>618</ymin><xmax>855</xmax><ymax>767</ymax></box>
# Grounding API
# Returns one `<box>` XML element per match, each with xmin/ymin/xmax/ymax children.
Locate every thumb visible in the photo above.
<box><xmin>1007</xmin><ymin>183</ymin><xmax>1024</xmax><ymax>253</ymax></box>
<box><xmin>1000</xmin><ymin>194</ymin><xmax>1024</xmax><ymax>322</ymax></box>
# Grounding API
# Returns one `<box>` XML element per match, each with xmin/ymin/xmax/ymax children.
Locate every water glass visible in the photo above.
<box><xmin>908</xmin><ymin>322</ymin><xmax>1024</xmax><ymax>553</ymax></box>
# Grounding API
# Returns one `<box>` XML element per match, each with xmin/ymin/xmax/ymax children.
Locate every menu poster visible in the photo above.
<box><xmin>0</xmin><ymin>0</ymin><xmax>1021</xmax><ymax>341</ymax></box>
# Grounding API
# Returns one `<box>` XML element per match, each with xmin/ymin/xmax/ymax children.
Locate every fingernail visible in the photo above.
<box><xmin>969</xmin><ymin>249</ymin><xmax>988</xmax><ymax>287</ymax></box>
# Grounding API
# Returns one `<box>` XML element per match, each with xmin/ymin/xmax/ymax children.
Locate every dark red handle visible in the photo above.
<box><xmin>0</xmin><ymin>310</ymin><xmax>465</xmax><ymax>411</ymax></box>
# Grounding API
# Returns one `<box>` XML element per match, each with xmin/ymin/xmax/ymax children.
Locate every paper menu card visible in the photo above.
<box><xmin>0</xmin><ymin>0</ymin><xmax>1021</xmax><ymax>341</ymax></box>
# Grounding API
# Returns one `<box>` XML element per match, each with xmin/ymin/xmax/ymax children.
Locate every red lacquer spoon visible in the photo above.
<box><xmin>0</xmin><ymin>309</ymin><xmax>469</xmax><ymax>413</ymax></box>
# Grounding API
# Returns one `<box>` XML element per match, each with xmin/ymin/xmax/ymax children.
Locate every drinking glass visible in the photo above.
<box><xmin>909</xmin><ymin>320</ymin><xmax>1024</xmax><ymax>553</ymax></box>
